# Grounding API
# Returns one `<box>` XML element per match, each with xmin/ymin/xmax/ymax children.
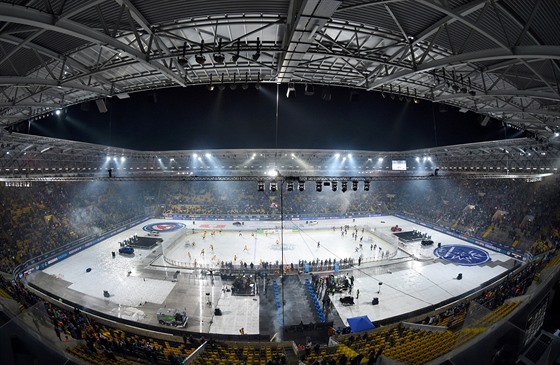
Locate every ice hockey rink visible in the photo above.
<box><xmin>29</xmin><ymin>215</ymin><xmax>516</xmax><ymax>335</ymax></box>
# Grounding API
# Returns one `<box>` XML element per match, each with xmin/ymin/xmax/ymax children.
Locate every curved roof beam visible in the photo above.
<box><xmin>417</xmin><ymin>0</ymin><xmax>558</xmax><ymax>96</ymax></box>
<box><xmin>434</xmin><ymin>90</ymin><xmax>560</xmax><ymax>103</ymax></box>
<box><xmin>368</xmin><ymin>46</ymin><xmax>560</xmax><ymax>89</ymax></box>
<box><xmin>478</xmin><ymin>107</ymin><xmax>560</xmax><ymax>118</ymax></box>
<box><xmin>0</xmin><ymin>34</ymin><xmax>113</xmax><ymax>88</ymax></box>
<box><xmin>0</xmin><ymin>3</ymin><xmax>186</xmax><ymax>87</ymax></box>
<box><xmin>0</xmin><ymin>77</ymin><xmax>110</xmax><ymax>96</ymax></box>
<box><xmin>358</xmin><ymin>0</ymin><xmax>490</xmax><ymax>87</ymax></box>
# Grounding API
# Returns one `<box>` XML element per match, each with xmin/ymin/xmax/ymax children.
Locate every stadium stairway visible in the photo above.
<box><xmin>305</xmin><ymin>278</ymin><xmax>326</xmax><ymax>323</ymax></box>
<box><xmin>482</xmin><ymin>224</ymin><xmax>494</xmax><ymax>238</ymax></box>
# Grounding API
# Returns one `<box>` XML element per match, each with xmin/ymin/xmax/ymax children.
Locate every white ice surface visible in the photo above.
<box><xmin>42</xmin><ymin>216</ymin><xmax>512</xmax><ymax>327</ymax></box>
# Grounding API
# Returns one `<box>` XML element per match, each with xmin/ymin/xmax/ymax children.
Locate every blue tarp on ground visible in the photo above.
<box><xmin>347</xmin><ymin>315</ymin><xmax>375</xmax><ymax>332</ymax></box>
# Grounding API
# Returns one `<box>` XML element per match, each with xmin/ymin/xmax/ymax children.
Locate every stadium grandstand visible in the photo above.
<box><xmin>0</xmin><ymin>1</ymin><xmax>560</xmax><ymax>365</ymax></box>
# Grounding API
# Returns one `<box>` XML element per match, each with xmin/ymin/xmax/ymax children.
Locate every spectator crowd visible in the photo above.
<box><xmin>1</xmin><ymin>177</ymin><xmax>559</xmax><ymax>275</ymax></box>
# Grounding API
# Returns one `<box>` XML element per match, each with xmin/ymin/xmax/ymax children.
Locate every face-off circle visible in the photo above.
<box><xmin>143</xmin><ymin>222</ymin><xmax>185</xmax><ymax>233</ymax></box>
<box><xmin>433</xmin><ymin>245</ymin><xmax>491</xmax><ymax>266</ymax></box>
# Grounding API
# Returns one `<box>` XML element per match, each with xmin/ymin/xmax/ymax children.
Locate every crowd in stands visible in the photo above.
<box><xmin>160</xmin><ymin>178</ymin><xmax>560</xmax><ymax>255</ymax></box>
<box><xmin>332</xmin><ymin>256</ymin><xmax>550</xmax><ymax>365</ymax></box>
<box><xmin>0</xmin><ymin>207</ymin><xmax>557</xmax><ymax>365</ymax></box>
<box><xmin>0</xmin><ymin>181</ymin><xmax>155</xmax><ymax>273</ymax></box>
<box><xmin>1</xmin><ymin>177</ymin><xmax>559</xmax><ymax>276</ymax></box>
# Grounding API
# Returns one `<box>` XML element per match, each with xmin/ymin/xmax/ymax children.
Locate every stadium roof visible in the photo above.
<box><xmin>0</xmin><ymin>0</ymin><xmax>559</xmax><ymax>179</ymax></box>
<box><xmin>0</xmin><ymin>0</ymin><xmax>559</xmax><ymax>138</ymax></box>
<box><xmin>0</xmin><ymin>133</ymin><xmax>557</xmax><ymax>180</ymax></box>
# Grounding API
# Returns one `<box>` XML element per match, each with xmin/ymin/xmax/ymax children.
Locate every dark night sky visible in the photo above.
<box><xmin>26</xmin><ymin>84</ymin><xmax>516</xmax><ymax>151</ymax></box>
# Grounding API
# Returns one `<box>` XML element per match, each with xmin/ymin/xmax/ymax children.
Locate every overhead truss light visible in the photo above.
<box><xmin>257</xmin><ymin>181</ymin><xmax>265</xmax><ymax>192</ymax></box>
<box><xmin>242</xmin><ymin>72</ymin><xmax>249</xmax><ymax>90</ymax></box>
<box><xmin>286</xmin><ymin>82</ymin><xmax>296</xmax><ymax>98</ymax></box>
<box><xmin>195</xmin><ymin>40</ymin><xmax>206</xmax><ymax>65</ymax></box>
<box><xmin>304</xmin><ymin>84</ymin><xmax>315</xmax><ymax>96</ymax></box>
<box><xmin>270</xmin><ymin>180</ymin><xmax>277</xmax><ymax>192</ymax></box>
<box><xmin>287</xmin><ymin>180</ymin><xmax>294</xmax><ymax>192</ymax></box>
<box><xmin>341</xmin><ymin>181</ymin><xmax>348</xmax><ymax>192</ymax></box>
<box><xmin>230</xmin><ymin>73</ymin><xmax>237</xmax><ymax>90</ymax></box>
<box><xmin>298</xmin><ymin>180</ymin><xmax>305</xmax><ymax>191</ymax></box>
<box><xmin>332</xmin><ymin>181</ymin><xmax>338</xmax><ymax>192</ymax></box>
<box><xmin>207</xmin><ymin>74</ymin><xmax>214</xmax><ymax>91</ymax></box>
<box><xmin>178</xmin><ymin>41</ymin><xmax>189</xmax><ymax>66</ymax></box>
<box><xmin>231</xmin><ymin>40</ymin><xmax>240</xmax><ymax>62</ymax></box>
<box><xmin>213</xmin><ymin>39</ymin><xmax>225</xmax><ymax>64</ymax></box>
<box><xmin>364</xmin><ymin>181</ymin><xmax>370</xmax><ymax>191</ymax></box>
<box><xmin>252</xmin><ymin>37</ymin><xmax>261</xmax><ymax>61</ymax></box>
<box><xmin>316</xmin><ymin>181</ymin><xmax>322</xmax><ymax>192</ymax></box>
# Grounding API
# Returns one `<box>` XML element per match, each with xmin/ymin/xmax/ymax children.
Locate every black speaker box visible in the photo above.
<box><xmin>372</xmin><ymin>297</ymin><xmax>379</xmax><ymax>305</ymax></box>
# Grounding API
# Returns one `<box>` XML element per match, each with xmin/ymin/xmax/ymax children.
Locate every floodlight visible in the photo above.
<box><xmin>286</xmin><ymin>83</ymin><xmax>296</xmax><ymax>98</ymax></box>
<box><xmin>316</xmin><ymin>181</ymin><xmax>322</xmax><ymax>192</ymax></box>
<box><xmin>298</xmin><ymin>181</ymin><xmax>305</xmax><ymax>191</ymax></box>
<box><xmin>252</xmin><ymin>37</ymin><xmax>261</xmax><ymax>61</ymax></box>
<box><xmin>213</xmin><ymin>39</ymin><xmax>225</xmax><ymax>64</ymax></box>
<box><xmin>332</xmin><ymin>181</ymin><xmax>338</xmax><ymax>192</ymax></box>
<box><xmin>352</xmin><ymin>181</ymin><xmax>358</xmax><ymax>191</ymax></box>
<box><xmin>270</xmin><ymin>181</ymin><xmax>277</xmax><ymax>192</ymax></box>
<box><xmin>341</xmin><ymin>181</ymin><xmax>348</xmax><ymax>192</ymax></box>
<box><xmin>364</xmin><ymin>181</ymin><xmax>370</xmax><ymax>191</ymax></box>
<box><xmin>195</xmin><ymin>40</ymin><xmax>206</xmax><ymax>65</ymax></box>
<box><xmin>257</xmin><ymin>181</ymin><xmax>265</xmax><ymax>192</ymax></box>
<box><xmin>287</xmin><ymin>181</ymin><xmax>294</xmax><ymax>192</ymax></box>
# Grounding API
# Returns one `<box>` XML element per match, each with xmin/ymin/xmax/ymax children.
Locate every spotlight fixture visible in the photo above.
<box><xmin>231</xmin><ymin>40</ymin><xmax>240</xmax><ymax>62</ymax></box>
<box><xmin>218</xmin><ymin>73</ymin><xmax>226</xmax><ymax>91</ymax></box>
<box><xmin>195</xmin><ymin>40</ymin><xmax>206</xmax><ymax>65</ymax></box>
<box><xmin>451</xmin><ymin>70</ymin><xmax>459</xmax><ymax>92</ymax></box>
<box><xmin>389</xmin><ymin>85</ymin><xmax>395</xmax><ymax>100</ymax></box>
<box><xmin>398</xmin><ymin>86</ymin><xmax>403</xmax><ymax>101</ymax></box>
<box><xmin>257</xmin><ymin>181</ymin><xmax>265</xmax><ymax>192</ymax></box>
<box><xmin>405</xmin><ymin>87</ymin><xmax>411</xmax><ymax>103</ymax></box>
<box><xmin>460</xmin><ymin>75</ymin><xmax>468</xmax><ymax>94</ymax></box>
<box><xmin>341</xmin><ymin>181</ymin><xmax>348</xmax><ymax>193</ymax></box>
<box><xmin>286</xmin><ymin>82</ymin><xmax>296</xmax><ymax>98</ymax></box>
<box><xmin>213</xmin><ymin>39</ymin><xmax>225</xmax><ymax>64</ymax></box>
<box><xmin>298</xmin><ymin>180</ymin><xmax>305</xmax><ymax>191</ymax></box>
<box><xmin>177</xmin><ymin>41</ymin><xmax>189</xmax><ymax>66</ymax></box>
<box><xmin>468</xmin><ymin>77</ymin><xmax>476</xmax><ymax>96</ymax></box>
<box><xmin>287</xmin><ymin>180</ymin><xmax>294</xmax><ymax>192</ymax></box>
<box><xmin>381</xmin><ymin>85</ymin><xmax>386</xmax><ymax>98</ymax></box>
<box><xmin>413</xmin><ymin>89</ymin><xmax>419</xmax><ymax>104</ymax></box>
<box><xmin>322</xmin><ymin>85</ymin><xmax>331</xmax><ymax>101</ymax></box>
<box><xmin>364</xmin><ymin>181</ymin><xmax>370</xmax><ymax>191</ymax></box>
<box><xmin>242</xmin><ymin>72</ymin><xmax>249</xmax><ymax>90</ymax></box>
<box><xmin>332</xmin><ymin>181</ymin><xmax>338</xmax><ymax>192</ymax></box>
<box><xmin>255</xmin><ymin>71</ymin><xmax>261</xmax><ymax>89</ymax></box>
<box><xmin>304</xmin><ymin>83</ymin><xmax>315</xmax><ymax>96</ymax></box>
<box><xmin>252</xmin><ymin>37</ymin><xmax>261</xmax><ymax>61</ymax></box>
<box><xmin>316</xmin><ymin>181</ymin><xmax>322</xmax><ymax>192</ymax></box>
<box><xmin>270</xmin><ymin>181</ymin><xmax>277</xmax><ymax>192</ymax></box>
<box><xmin>352</xmin><ymin>181</ymin><xmax>358</xmax><ymax>191</ymax></box>
<box><xmin>206</xmin><ymin>74</ymin><xmax>214</xmax><ymax>91</ymax></box>
<box><xmin>230</xmin><ymin>73</ymin><xmax>237</xmax><ymax>90</ymax></box>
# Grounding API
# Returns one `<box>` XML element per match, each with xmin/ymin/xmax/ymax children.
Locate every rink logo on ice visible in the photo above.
<box><xmin>143</xmin><ymin>222</ymin><xmax>185</xmax><ymax>233</ymax></box>
<box><xmin>434</xmin><ymin>245</ymin><xmax>491</xmax><ymax>266</ymax></box>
